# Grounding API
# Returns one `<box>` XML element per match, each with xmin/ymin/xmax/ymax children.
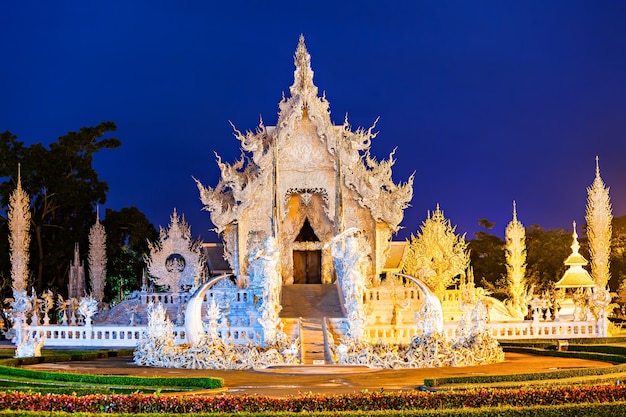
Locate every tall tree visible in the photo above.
<box><xmin>524</xmin><ymin>225</ymin><xmax>571</xmax><ymax>293</ymax></box>
<box><xmin>468</xmin><ymin>218</ymin><xmax>505</xmax><ymax>296</ymax></box>
<box><xmin>586</xmin><ymin>156</ymin><xmax>612</xmax><ymax>288</ymax></box>
<box><xmin>611</xmin><ymin>215</ymin><xmax>626</xmax><ymax>293</ymax></box>
<box><xmin>403</xmin><ymin>204</ymin><xmax>469</xmax><ymax>296</ymax></box>
<box><xmin>102</xmin><ymin>207</ymin><xmax>158</xmax><ymax>303</ymax></box>
<box><xmin>0</xmin><ymin>122</ymin><xmax>121</xmax><ymax>294</ymax></box>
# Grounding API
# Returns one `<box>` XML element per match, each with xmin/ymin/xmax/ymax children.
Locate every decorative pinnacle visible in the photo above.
<box><xmin>512</xmin><ymin>200</ymin><xmax>517</xmax><ymax>222</ymax></box>
<box><xmin>595</xmin><ymin>155</ymin><xmax>600</xmax><ymax>177</ymax></box>
<box><xmin>571</xmin><ymin>221</ymin><xmax>580</xmax><ymax>254</ymax></box>
<box><xmin>289</xmin><ymin>35</ymin><xmax>318</xmax><ymax>98</ymax></box>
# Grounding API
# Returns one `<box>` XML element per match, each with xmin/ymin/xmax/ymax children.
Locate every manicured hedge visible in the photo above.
<box><xmin>425</xmin><ymin>362</ymin><xmax>626</xmax><ymax>387</ymax></box>
<box><xmin>0</xmin><ymin>365</ymin><xmax>222</xmax><ymax>390</ymax></box>
<box><xmin>503</xmin><ymin>346</ymin><xmax>626</xmax><ymax>363</ymax></box>
<box><xmin>0</xmin><ymin>350</ymin><xmax>223</xmax><ymax>391</ymax></box>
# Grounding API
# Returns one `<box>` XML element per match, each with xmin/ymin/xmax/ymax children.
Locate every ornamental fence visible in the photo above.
<box><xmin>26</xmin><ymin>317</ymin><xmax>605</xmax><ymax>349</ymax></box>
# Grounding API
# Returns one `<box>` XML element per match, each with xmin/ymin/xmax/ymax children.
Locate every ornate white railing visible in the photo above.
<box><xmin>28</xmin><ymin>323</ymin><xmax>262</xmax><ymax>348</ymax></box>
<box><xmin>28</xmin><ymin>325</ymin><xmax>151</xmax><ymax>348</ymax></box>
<box><xmin>364</xmin><ymin>320</ymin><xmax>605</xmax><ymax>344</ymax></box>
<box><xmin>487</xmin><ymin>320</ymin><xmax>604</xmax><ymax>339</ymax></box>
<box><xmin>26</xmin><ymin>318</ymin><xmax>606</xmax><ymax>349</ymax></box>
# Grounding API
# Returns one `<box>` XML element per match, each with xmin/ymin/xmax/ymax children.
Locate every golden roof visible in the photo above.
<box><xmin>554</xmin><ymin>266</ymin><xmax>595</xmax><ymax>288</ymax></box>
<box><xmin>554</xmin><ymin>221</ymin><xmax>595</xmax><ymax>288</ymax></box>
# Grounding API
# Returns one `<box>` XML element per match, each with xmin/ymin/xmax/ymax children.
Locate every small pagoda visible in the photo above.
<box><xmin>554</xmin><ymin>221</ymin><xmax>595</xmax><ymax>321</ymax></box>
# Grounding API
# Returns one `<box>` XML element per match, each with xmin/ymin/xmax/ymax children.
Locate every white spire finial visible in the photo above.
<box><xmin>595</xmin><ymin>155</ymin><xmax>600</xmax><ymax>177</ymax></box>
<box><xmin>289</xmin><ymin>35</ymin><xmax>317</xmax><ymax>98</ymax></box>
<box><xmin>96</xmin><ymin>205</ymin><xmax>100</xmax><ymax>223</ymax></box>
<box><xmin>571</xmin><ymin>221</ymin><xmax>580</xmax><ymax>254</ymax></box>
<box><xmin>512</xmin><ymin>200</ymin><xmax>517</xmax><ymax>222</ymax></box>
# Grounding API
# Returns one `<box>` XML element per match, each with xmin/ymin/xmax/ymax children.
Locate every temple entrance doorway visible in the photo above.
<box><xmin>283</xmin><ymin>216</ymin><xmax>343</xmax><ymax>317</ymax></box>
<box><xmin>292</xmin><ymin>218</ymin><xmax>322</xmax><ymax>284</ymax></box>
<box><xmin>293</xmin><ymin>250</ymin><xmax>322</xmax><ymax>284</ymax></box>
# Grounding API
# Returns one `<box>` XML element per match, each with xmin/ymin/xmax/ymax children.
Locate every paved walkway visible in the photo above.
<box><xmin>25</xmin><ymin>352</ymin><xmax>612</xmax><ymax>397</ymax></box>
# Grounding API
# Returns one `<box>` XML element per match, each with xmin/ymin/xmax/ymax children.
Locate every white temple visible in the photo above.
<box><xmin>8</xmin><ymin>37</ymin><xmax>610</xmax><ymax>367</ymax></box>
<box><xmin>195</xmin><ymin>35</ymin><xmax>413</xmax><ymax>285</ymax></box>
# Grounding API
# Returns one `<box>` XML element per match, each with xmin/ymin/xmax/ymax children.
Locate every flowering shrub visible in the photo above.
<box><xmin>1</xmin><ymin>385</ymin><xmax>626</xmax><ymax>413</ymax></box>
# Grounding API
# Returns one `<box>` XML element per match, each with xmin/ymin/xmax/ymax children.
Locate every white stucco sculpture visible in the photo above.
<box><xmin>327</xmin><ymin>228</ymin><xmax>368</xmax><ymax>342</ymax></box>
<box><xmin>146</xmin><ymin>209</ymin><xmax>205</xmax><ymax>292</ymax></box>
<box><xmin>249</xmin><ymin>237</ymin><xmax>283</xmax><ymax>344</ymax></box>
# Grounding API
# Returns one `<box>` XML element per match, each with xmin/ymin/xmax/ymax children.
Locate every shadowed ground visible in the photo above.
<box><xmin>24</xmin><ymin>352</ymin><xmax>612</xmax><ymax>397</ymax></box>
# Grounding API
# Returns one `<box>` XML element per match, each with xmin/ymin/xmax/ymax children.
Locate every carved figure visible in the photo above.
<box><xmin>251</xmin><ymin>237</ymin><xmax>283</xmax><ymax>344</ymax></box>
<box><xmin>78</xmin><ymin>296</ymin><xmax>99</xmax><ymax>326</ymax></box>
<box><xmin>327</xmin><ymin>228</ymin><xmax>368</xmax><ymax>342</ymax></box>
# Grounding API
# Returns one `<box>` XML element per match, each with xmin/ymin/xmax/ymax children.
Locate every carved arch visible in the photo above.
<box><xmin>280</xmin><ymin>193</ymin><xmax>334</xmax><ymax>284</ymax></box>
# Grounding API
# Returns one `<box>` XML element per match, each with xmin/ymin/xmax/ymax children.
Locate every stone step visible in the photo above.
<box><xmin>300</xmin><ymin>317</ymin><xmax>327</xmax><ymax>364</ymax></box>
<box><xmin>280</xmin><ymin>284</ymin><xmax>345</xmax><ymax>318</ymax></box>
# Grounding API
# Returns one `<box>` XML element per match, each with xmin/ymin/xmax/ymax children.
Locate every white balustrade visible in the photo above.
<box><xmin>29</xmin><ymin>323</ymin><xmax>261</xmax><ymax>348</ymax></box>
<box><xmin>363</xmin><ymin>320</ymin><xmax>604</xmax><ymax>344</ymax></box>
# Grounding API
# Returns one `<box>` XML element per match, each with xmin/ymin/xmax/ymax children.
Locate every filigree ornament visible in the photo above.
<box><xmin>586</xmin><ymin>156</ymin><xmax>613</xmax><ymax>289</ymax></box>
<box><xmin>195</xmin><ymin>36</ymin><xmax>413</xmax><ymax>278</ymax></box>
<box><xmin>8</xmin><ymin>166</ymin><xmax>30</xmax><ymax>294</ymax></box>
<box><xmin>134</xmin><ymin>302</ymin><xmax>300</xmax><ymax>369</ymax></box>
<box><xmin>146</xmin><ymin>209</ymin><xmax>205</xmax><ymax>292</ymax></box>
<box><xmin>332</xmin><ymin>299</ymin><xmax>504</xmax><ymax>368</ymax></box>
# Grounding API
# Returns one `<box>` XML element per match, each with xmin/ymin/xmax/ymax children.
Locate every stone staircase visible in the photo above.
<box><xmin>280</xmin><ymin>284</ymin><xmax>345</xmax><ymax>364</ymax></box>
<box><xmin>299</xmin><ymin>318</ymin><xmax>326</xmax><ymax>364</ymax></box>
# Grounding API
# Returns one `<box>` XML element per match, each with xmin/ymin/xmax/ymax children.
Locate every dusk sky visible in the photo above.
<box><xmin>2</xmin><ymin>2</ymin><xmax>626</xmax><ymax>241</ymax></box>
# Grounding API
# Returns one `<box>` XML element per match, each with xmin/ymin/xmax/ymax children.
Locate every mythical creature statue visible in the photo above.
<box><xmin>327</xmin><ymin>228</ymin><xmax>368</xmax><ymax>342</ymax></box>
<box><xmin>78</xmin><ymin>296</ymin><xmax>99</xmax><ymax>326</ymax></box>
<box><xmin>249</xmin><ymin>237</ymin><xmax>283</xmax><ymax>344</ymax></box>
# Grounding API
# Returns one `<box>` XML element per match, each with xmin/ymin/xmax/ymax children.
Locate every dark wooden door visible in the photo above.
<box><xmin>292</xmin><ymin>250</ymin><xmax>322</xmax><ymax>284</ymax></box>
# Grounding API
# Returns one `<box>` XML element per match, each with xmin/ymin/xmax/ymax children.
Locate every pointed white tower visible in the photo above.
<box><xmin>88</xmin><ymin>206</ymin><xmax>107</xmax><ymax>304</ymax></box>
<box><xmin>68</xmin><ymin>243</ymin><xmax>86</xmax><ymax>299</ymax></box>
<box><xmin>8</xmin><ymin>164</ymin><xmax>31</xmax><ymax>294</ymax></box>
<box><xmin>585</xmin><ymin>156</ymin><xmax>612</xmax><ymax>288</ymax></box>
<box><xmin>504</xmin><ymin>201</ymin><xmax>528</xmax><ymax>319</ymax></box>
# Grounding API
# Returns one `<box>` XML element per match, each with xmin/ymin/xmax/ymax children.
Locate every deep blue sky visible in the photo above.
<box><xmin>2</xmin><ymin>1</ymin><xmax>626</xmax><ymax>241</ymax></box>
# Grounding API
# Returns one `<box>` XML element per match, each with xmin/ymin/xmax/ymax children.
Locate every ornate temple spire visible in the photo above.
<box><xmin>9</xmin><ymin>163</ymin><xmax>31</xmax><ymax>294</ymax></box>
<box><xmin>555</xmin><ymin>221</ymin><xmax>595</xmax><ymax>288</ymax></box>
<box><xmin>504</xmin><ymin>200</ymin><xmax>527</xmax><ymax>319</ymax></box>
<box><xmin>289</xmin><ymin>35</ymin><xmax>318</xmax><ymax>99</ymax></box>
<box><xmin>586</xmin><ymin>156</ymin><xmax>612</xmax><ymax>288</ymax></box>
<box><xmin>570</xmin><ymin>221</ymin><xmax>581</xmax><ymax>259</ymax></box>
<box><xmin>88</xmin><ymin>205</ymin><xmax>107</xmax><ymax>304</ymax></box>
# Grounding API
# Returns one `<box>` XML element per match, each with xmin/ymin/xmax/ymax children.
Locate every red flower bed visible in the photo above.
<box><xmin>0</xmin><ymin>385</ymin><xmax>625</xmax><ymax>413</ymax></box>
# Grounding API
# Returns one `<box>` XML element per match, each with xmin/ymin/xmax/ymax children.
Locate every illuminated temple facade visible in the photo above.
<box><xmin>196</xmin><ymin>36</ymin><xmax>413</xmax><ymax>285</ymax></box>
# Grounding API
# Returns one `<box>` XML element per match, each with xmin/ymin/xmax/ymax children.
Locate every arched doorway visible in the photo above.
<box><xmin>292</xmin><ymin>219</ymin><xmax>322</xmax><ymax>284</ymax></box>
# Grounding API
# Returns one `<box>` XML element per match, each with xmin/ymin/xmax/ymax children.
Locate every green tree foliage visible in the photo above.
<box><xmin>102</xmin><ymin>207</ymin><xmax>158</xmax><ymax>304</ymax></box>
<box><xmin>0</xmin><ymin>122</ymin><xmax>139</xmax><ymax>299</ymax></box>
<box><xmin>524</xmin><ymin>224</ymin><xmax>572</xmax><ymax>293</ymax></box>
<box><xmin>610</xmin><ymin>215</ymin><xmax>626</xmax><ymax>296</ymax></box>
<box><xmin>468</xmin><ymin>219</ymin><xmax>506</xmax><ymax>298</ymax></box>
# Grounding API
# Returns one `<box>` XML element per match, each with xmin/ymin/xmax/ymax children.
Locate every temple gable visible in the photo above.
<box><xmin>196</xmin><ymin>36</ymin><xmax>413</xmax><ymax>284</ymax></box>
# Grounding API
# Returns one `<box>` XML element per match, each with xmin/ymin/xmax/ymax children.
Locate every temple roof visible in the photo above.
<box><xmin>555</xmin><ymin>222</ymin><xmax>595</xmax><ymax>288</ymax></box>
